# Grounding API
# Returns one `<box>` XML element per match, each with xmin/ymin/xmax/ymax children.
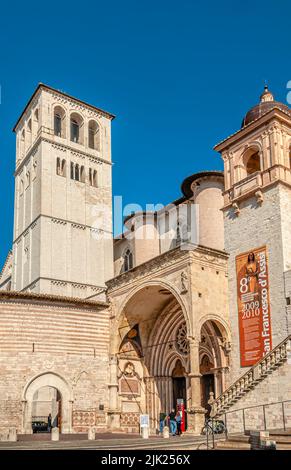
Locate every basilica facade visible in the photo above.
<box><xmin>0</xmin><ymin>84</ymin><xmax>290</xmax><ymax>436</ymax></box>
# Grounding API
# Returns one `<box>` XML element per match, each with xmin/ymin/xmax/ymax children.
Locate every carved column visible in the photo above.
<box><xmin>186</xmin><ymin>338</ymin><xmax>206</xmax><ymax>435</ymax></box>
<box><xmin>107</xmin><ymin>355</ymin><xmax>120</xmax><ymax>430</ymax></box>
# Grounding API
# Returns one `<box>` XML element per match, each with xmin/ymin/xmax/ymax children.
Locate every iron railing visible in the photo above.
<box><xmin>222</xmin><ymin>399</ymin><xmax>291</xmax><ymax>435</ymax></box>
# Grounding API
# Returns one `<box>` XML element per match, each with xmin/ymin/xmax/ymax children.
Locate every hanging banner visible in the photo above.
<box><xmin>236</xmin><ymin>246</ymin><xmax>272</xmax><ymax>367</ymax></box>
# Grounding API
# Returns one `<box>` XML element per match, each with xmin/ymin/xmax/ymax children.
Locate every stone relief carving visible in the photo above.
<box><xmin>180</xmin><ymin>271</ymin><xmax>188</xmax><ymax>294</ymax></box>
<box><xmin>123</xmin><ymin>362</ymin><xmax>136</xmax><ymax>377</ymax></box>
<box><xmin>255</xmin><ymin>189</ymin><xmax>264</xmax><ymax>205</ymax></box>
<box><xmin>232</xmin><ymin>202</ymin><xmax>240</xmax><ymax>216</ymax></box>
<box><xmin>119</xmin><ymin>362</ymin><xmax>140</xmax><ymax>396</ymax></box>
<box><xmin>220</xmin><ymin>337</ymin><xmax>232</xmax><ymax>356</ymax></box>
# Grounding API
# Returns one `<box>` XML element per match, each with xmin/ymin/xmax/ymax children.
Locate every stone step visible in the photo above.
<box><xmin>270</xmin><ymin>436</ymin><xmax>291</xmax><ymax>444</ymax></box>
<box><xmin>276</xmin><ymin>443</ymin><xmax>291</xmax><ymax>450</ymax></box>
<box><xmin>215</xmin><ymin>440</ymin><xmax>250</xmax><ymax>450</ymax></box>
<box><xmin>215</xmin><ymin>431</ymin><xmax>291</xmax><ymax>451</ymax></box>
<box><xmin>226</xmin><ymin>434</ymin><xmax>250</xmax><ymax>443</ymax></box>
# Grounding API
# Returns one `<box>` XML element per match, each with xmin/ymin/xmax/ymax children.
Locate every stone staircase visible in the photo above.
<box><xmin>215</xmin><ymin>430</ymin><xmax>291</xmax><ymax>450</ymax></box>
<box><xmin>210</xmin><ymin>335</ymin><xmax>291</xmax><ymax>417</ymax></box>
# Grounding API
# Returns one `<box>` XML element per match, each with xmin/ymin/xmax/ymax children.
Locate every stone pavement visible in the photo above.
<box><xmin>0</xmin><ymin>433</ymin><xmax>221</xmax><ymax>450</ymax></box>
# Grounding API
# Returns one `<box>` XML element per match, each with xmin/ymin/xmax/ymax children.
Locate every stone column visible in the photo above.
<box><xmin>107</xmin><ymin>355</ymin><xmax>120</xmax><ymax>430</ymax></box>
<box><xmin>186</xmin><ymin>338</ymin><xmax>206</xmax><ymax>435</ymax></box>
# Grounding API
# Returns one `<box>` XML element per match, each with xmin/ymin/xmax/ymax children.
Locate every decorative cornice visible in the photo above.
<box><xmin>214</xmin><ymin>107</ymin><xmax>291</xmax><ymax>152</ymax></box>
<box><xmin>107</xmin><ymin>244</ymin><xmax>228</xmax><ymax>292</ymax></box>
<box><xmin>13</xmin><ymin>214</ymin><xmax>112</xmax><ymax>245</ymax></box>
<box><xmin>0</xmin><ymin>290</ymin><xmax>108</xmax><ymax>309</ymax></box>
<box><xmin>13</xmin><ymin>83</ymin><xmax>115</xmax><ymax>132</ymax></box>
<box><xmin>15</xmin><ymin>132</ymin><xmax>111</xmax><ymax>175</ymax></box>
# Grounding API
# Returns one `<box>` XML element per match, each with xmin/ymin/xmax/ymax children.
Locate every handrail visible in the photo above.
<box><xmin>218</xmin><ymin>334</ymin><xmax>290</xmax><ymax>398</ymax></box>
<box><xmin>222</xmin><ymin>399</ymin><xmax>291</xmax><ymax>435</ymax></box>
<box><xmin>210</xmin><ymin>334</ymin><xmax>291</xmax><ymax>416</ymax></box>
<box><xmin>224</xmin><ymin>399</ymin><xmax>291</xmax><ymax>416</ymax></box>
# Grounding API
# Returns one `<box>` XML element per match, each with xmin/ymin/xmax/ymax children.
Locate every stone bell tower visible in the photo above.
<box><xmin>11</xmin><ymin>84</ymin><xmax>114</xmax><ymax>299</ymax></box>
<box><xmin>215</xmin><ymin>86</ymin><xmax>291</xmax><ymax>382</ymax></box>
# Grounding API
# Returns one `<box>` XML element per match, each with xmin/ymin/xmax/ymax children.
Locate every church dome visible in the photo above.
<box><xmin>241</xmin><ymin>85</ymin><xmax>291</xmax><ymax>127</ymax></box>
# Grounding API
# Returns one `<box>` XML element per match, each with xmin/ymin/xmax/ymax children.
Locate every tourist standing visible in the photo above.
<box><xmin>175</xmin><ymin>410</ymin><xmax>182</xmax><ymax>435</ymax></box>
<box><xmin>168</xmin><ymin>409</ymin><xmax>177</xmax><ymax>436</ymax></box>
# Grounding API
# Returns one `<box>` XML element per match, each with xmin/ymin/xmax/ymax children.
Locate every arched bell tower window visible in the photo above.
<box><xmin>54</xmin><ymin>106</ymin><xmax>66</xmax><ymax>138</ymax></box>
<box><xmin>70</xmin><ymin>113</ymin><xmax>84</xmax><ymax>144</ymax></box>
<box><xmin>245</xmin><ymin>149</ymin><xmax>261</xmax><ymax>175</ymax></box>
<box><xmin>20</xmin><ymin>129</ymin><xmax>25</xmax><ymax>156</ymax></box>
<box><xmin>88</xmin><ymin>120</ymin><xmax>100</xmax><ymax>150</ymax></box>
<box><xmin>75</xmin><ymin>164</ymin><xmax>80</xmax><ymax>181</ymax></box>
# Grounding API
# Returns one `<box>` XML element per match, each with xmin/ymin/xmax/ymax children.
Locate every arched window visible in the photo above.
<box><xmin>175</xmin><ymin>218</ymin><xmax>188</xmax><ymax>247</ymax></box>
<box><xmin>80</xmin><ymin>165</ymin><xmax>85</xmax><ymax>183</ymax></box>
<box><xmin>70</xmin><ymin>162</ymin><xmax>74</xmax><ymax>179</ymax></box>
<box><xmin>89</xmin><ymin>168</ymin><xmax>98</xmax><ymax>187</ymax></box>
<box><xmin>54</xmin><ymin>106</ymin><xmax>65</xmax><ymax>138</ymax></box>
<box><xmin>88</xmin><ymin>120</ymin><xmax>100</xmax><ymax>150</ymax></box>
<box><xmin>93</xmin><ymin>170</ymin><xmax>98</xmax><ymax>187</ymax></box>
<box><xmin>34</xmin><ymin>108</ymin><xmax>39</xmax><ymax>123</ymax></box>
<box><xmin>244</xmin><ymin>149</ymin><xmax>261</xmax><ymax>175</ymax></box>
<box><xmin>70</xmin><ymin>113</ymin><xmax>84</xmax><ymax>144</ymax></box>
<box><xmin>56</xmin><ymin>157</ymin><xmax>61</xmax><ymax>175</ymax></box>
<box><xmin>27</xmin><ymin>119</ymin><xmax>32</xmax><ymax>146</ymax></box>
<box><xmin>57</xmin><ymin>158</ymin><xmax>66</xmax><ymax>177</ymax></box>
<box><xmin>20</xmin><ymin>129</ymin><xmax>25</xmax><ymax>157</ymax></box>
<box><xmin>75</xmin><ymin>164</ymin><xmax>80</xmax><ymax>181</ymax></box>
<box><xmin>123</xmin><ymin>249</ymin><xmax>133</xmax><ymax>273</ymax></box>
<box><xmin>61</xmin><ymin>159</ymin><xmax>66</xmax><ymax>177</ymax></box>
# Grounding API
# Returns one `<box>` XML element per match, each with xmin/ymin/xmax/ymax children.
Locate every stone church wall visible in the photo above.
<box><xmin>224</xmin><ymin>185</ymin><xmax>289</xmax><ymax>383</ymax></box>
<box><xmin>0</xmin><ymin>293</ymin><xmax>110</xmax><ymax>434</ymax></box>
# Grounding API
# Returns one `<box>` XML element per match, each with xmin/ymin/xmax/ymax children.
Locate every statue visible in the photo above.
<box><xmin>180</xmin><ymin>271</ymin><xmax>188</xmax><ymax>293</ymax></box>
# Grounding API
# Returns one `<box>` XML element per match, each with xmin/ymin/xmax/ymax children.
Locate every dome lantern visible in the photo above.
<box><xmin>241</xmin><ymin>85</ymin><xmax>290</xmax><ymax>128</ymax></box>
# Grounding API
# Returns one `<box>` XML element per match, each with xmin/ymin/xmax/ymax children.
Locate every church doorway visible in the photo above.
<box><xmin>172</xmin><ymin>359</ymin><xmax>186</xmax><ymax>407</ymax></box>
<box><xmin>172</xmin><ymin>360</ymin><xmax>187</xmax><ymax>430</ymax></box>
<box><xmin>200</xmin><ymin>355</ymin><xmax>215</xmax><ymax>413</ymax></box>
<box><xmin>172</xmin><ymin>377</ymin><xmax>186</xmax><ymax>406</ymax></box>
<box><xmin>32</xmin><ymin>386</ymin><xmax>62</xmax><ymax>432</ymax></box>
<box><xmin>114</xmin><ymin>284</ymin><xmax>190</xmax><ymax>433</ymax></box>
<box><xmin>199</xmin><ymin>319</ymin><xmax>230</xmax><ymax>411</ymax></box>
<box><xmin>22</xmin><ymin>372</ymin><xmax>73</xmax><ymax>434</ymax></box>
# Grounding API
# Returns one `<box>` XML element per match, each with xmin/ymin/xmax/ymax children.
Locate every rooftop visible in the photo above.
<box><xmin>13</xmin><ymin>83</ymin><xmax>116</xmax><ymax>131</ymax></box>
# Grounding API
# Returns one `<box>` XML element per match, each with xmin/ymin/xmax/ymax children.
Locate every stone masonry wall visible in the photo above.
<box><xmin>0</xmin><ymin>294</ymin><xmax>110</xmax><ymax>434</ymax></box>
<box><xmin>222</xmin><ymin>359</ymin><xmax>291</xmax><ymax>434</ymax></box>
<box><xmin>224</xmin><ymin>184</ymin><xmax>290</xmax><ymax>383</ymax></box>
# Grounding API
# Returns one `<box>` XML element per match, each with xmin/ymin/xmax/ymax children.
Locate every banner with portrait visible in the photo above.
<box><xmin>236</xmin><ymin>246</ymin><xmax>272</xmax><ymax>367</ymax></box>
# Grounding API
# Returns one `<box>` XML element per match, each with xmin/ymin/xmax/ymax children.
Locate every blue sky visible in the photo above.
<box><xmin>1</xmin><ymin>0</ymin><xmax>291</xmax><ymax>268</ymax></box>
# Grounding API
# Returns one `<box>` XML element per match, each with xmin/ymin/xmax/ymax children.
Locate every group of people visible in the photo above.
<box><xmin>159</xmin><ymin>409</ymin><xmax>183</xmax><ymax>436</ymax></box>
